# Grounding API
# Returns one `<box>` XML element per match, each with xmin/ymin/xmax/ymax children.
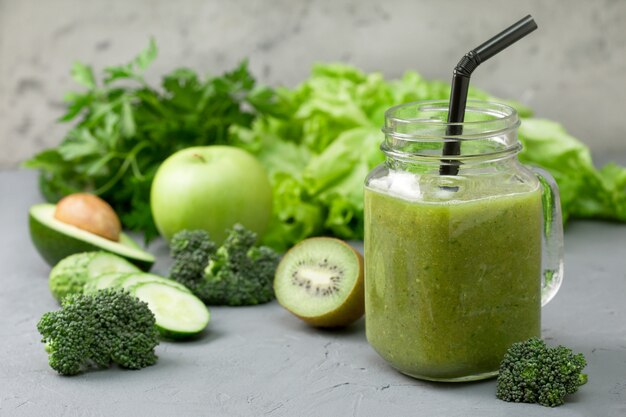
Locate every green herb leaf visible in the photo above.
<box><xmin>70</xmin><ymin>62</ymin><xmax>96</xmax><ymax>89</ymax></box>
<box><xmin>57</xmin><ymin>128</ymin><xmax>105</xmax><ymax>160</ymax></box>
<box><xmin>103</xmin><ymin>65</ymin><xmax>136</xmax><ymax>84</ymax></box>
<box><xmin>59</xmin><ymin>92</ymin><xmax>94</xmax><ymax>122</ymax></box>
<box><xmin>22</xmin><ymin>149</ymin><xmax>66</xmax><ymax>171</ymax></box>
<box><xmin>133</xmin><ymin>37</ymin><xmax>158</xmax><ymax>71</ymax></box>
<box><xmin>120</xmin><ymin>98</ymin><xmax>136</xmax><ymax>138</ymax></box>
<box><xmin>104</xmin><ymin>38</ymin><xmax>157</xmax><ymax>84</ymax></box>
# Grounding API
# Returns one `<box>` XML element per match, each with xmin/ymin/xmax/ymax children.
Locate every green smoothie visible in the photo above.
<box><xmin>364</xmin><ymin>179</ymin><xmax>542</xmax><ymax>381</ymax></box>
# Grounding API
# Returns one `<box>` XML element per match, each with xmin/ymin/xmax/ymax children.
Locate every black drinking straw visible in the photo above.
<box><xmin>440</xmin><ymin>15</ymin><xmax>538</xmax><ymax>176</ymax></box>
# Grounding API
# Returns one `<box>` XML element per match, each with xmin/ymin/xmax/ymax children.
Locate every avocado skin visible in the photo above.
<box><xmin>29</xmin><ymin>209</ymin><xmax>154</xmax><ymax>271</ymax></box>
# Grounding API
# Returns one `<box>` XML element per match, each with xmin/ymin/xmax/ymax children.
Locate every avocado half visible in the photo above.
<box><xmin>29</xmin><ymin>204</ymin><xmax>155</xmax><ymax>271</ymax></box>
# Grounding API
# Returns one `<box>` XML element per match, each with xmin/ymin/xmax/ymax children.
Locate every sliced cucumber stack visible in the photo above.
<box><xmin>86</xmin><ymin>269</ymin><xmax>210</xmax><ymax>339</ymax></box>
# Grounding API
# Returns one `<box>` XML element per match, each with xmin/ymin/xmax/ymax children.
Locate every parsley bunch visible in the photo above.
<box><xmin>25</xmin><ymin>39</ymin><xmax>277</xmax><ymax>242</ymax></box>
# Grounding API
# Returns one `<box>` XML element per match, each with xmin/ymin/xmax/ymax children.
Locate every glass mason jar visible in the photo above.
<box><xmin>364</xmin><ymin>100</ymin><xmax>564</xmax><ymax>382</ymax></box>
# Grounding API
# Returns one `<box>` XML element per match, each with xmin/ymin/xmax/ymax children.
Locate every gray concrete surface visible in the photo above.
<box><xmin>1</xmin><ymin>170</ymin><xmax>625</xmax><ymax>416</ymax></box>
<box><xmin>1</xmin><ymin>0</ymin><xmax>625</xmax><ymax>169</ymax></box>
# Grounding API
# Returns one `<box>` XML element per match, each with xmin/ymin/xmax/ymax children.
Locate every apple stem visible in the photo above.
<box><xmin>192</xmin><ymin>153</ymin><xmax>206</xmax><ymax>163</ymax></box>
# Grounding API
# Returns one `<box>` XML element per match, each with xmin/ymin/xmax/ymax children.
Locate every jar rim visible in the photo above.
<box><xmin>381</xmin><ymin>100</ymin><xmax>522</xmax><ymax>164</ymax></box>
<box><xmin>383</xmin><ymin>100</ymin><xmax>520</xmax><ymax>141</ymax></box>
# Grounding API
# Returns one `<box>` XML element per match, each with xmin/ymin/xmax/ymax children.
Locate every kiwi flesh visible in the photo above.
<box><xmin>274</xmin><ymin>237</ymin><xmax>364</xmax><ymax>327</ymax></box>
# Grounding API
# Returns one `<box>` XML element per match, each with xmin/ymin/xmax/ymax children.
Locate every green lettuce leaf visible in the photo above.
<box><xmin>519</xmin><ymin>119</ymin><xmax>626</xmax><ymax>222</ymax></box>
<box><xmin>305</xmin><ymin>127</ymin><xmax>384</xmax><ymax>239</ymax></box>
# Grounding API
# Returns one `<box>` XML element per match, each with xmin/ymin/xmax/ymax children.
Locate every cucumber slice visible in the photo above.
<box><xmin>133</xmin><ymin>282</ymin><xmax>210</xmax><ymax>339</ymax></box>
<box><xmin>86</xmin><ymin>253</ymin><xmax>140</xmax><ymax>278</ymax></box>
<box><xmin>117</xmin><ymin>273</ymin><xmax>190</xmax><ymax>293</ymax></box>
<box><xmin>83</xmin><ymin>272</ymin><xmax>136</xmax><ymax>294</ymax></box>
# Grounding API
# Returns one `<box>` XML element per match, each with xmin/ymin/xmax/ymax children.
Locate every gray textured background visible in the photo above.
<box><xmin>0</xmin><ymin>0</ymin><xmax>625</xmax><ymax>169</ymax></box>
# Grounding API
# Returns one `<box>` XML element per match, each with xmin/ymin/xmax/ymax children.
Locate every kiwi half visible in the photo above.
<box><xmin>274</xmin><ymin>237</ymin><xmax>364</xmax><ymax>327</ymax></box>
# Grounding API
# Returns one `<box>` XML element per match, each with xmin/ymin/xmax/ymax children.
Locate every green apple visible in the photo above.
<box><xmin>151</xmin><ymin>146</ymin><xmax>273</xmax><ymax>243</ymax></box>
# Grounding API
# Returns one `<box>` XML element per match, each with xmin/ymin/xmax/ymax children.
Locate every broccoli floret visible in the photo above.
<box><xmin>169</xmin><ymin>225</ymin><xmax>280</xmax><ymax>306</ymax></box>
<box><xmin>37</xmin><ymin>289</ymin><xmax>159</xmax><ymax>375</ymax></box>
<box><xmin>496</xmin><ymin>337</ymin><xmax>587</xmax><ymax>407</ymax></box>
<box><xmin>169</xmin><ymin>230</ymin><xmax>216</xmax><ymax>290</ymax></box>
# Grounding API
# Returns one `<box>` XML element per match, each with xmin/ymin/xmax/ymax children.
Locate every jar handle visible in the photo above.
<box><xmin>531</xmin><ymin>167</ymin><xmax>565</xmax><ymax>306</ymax></box>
